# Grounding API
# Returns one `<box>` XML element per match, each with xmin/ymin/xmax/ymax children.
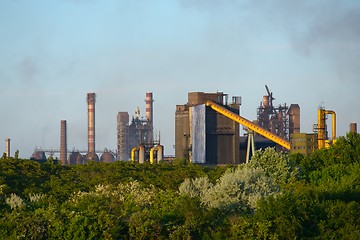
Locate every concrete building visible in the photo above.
<box><xmin>175</xmin><ymin>92</ymin><xmax>241</xmax><ymax>165</ymax></box>
<box><xmin>290</xmin><ymin>133</ymin><xmax>318</xmax><ymax>155</ymax></box>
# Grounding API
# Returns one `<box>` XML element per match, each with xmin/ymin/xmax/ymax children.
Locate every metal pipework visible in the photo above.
<box><xmin>131</xmin><ymin>147</ymin><xmax>139</xmax><ymax>162</ymax></box>
<box><xmin>150</xmin><ymin>147</ymin><xmax>155</xmax><ymax>164</ymax></box>
<box><xmin>317</xmin><ymin>108</ymin><xmax>336</xmax><ymax>149</ymax></box>
<box><xmin>317</xmin><ymin>108</ymin><xmax>326</xmax><ymax>149</ymax></box>
<box><xmin>87</xmin><ymin>93</ymin><xmax>96</xmax><ymax>154</ymax></box>
<box><xmin>150</xmin><ymin>145</ymin><xmax>164</xmax><ymax>164</ymax></box>
<box><xmin>131</xmin><ymin>145</ymin><xmax>145</xmax><ymax>163</ymax></box>
<box><xmin>60</xmin><ymin>120</ymin><xmax>67</xmax><ymax>165</ymax></box>
<box><xmin>324</xmin><ymin>110</ymin><xmax>336</xmax><ymax>141</ymax></box>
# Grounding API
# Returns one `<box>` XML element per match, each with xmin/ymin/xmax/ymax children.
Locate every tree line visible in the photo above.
<box><xmin>0</xmin><ymin>133</ymin><xmax>359</xmax><ymax>239</ymax></box>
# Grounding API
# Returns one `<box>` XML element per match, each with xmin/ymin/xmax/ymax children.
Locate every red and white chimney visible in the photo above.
<box><xmin>87</xmin><ymin>93</ymin><xmax>96</xmax><ymax>154</ymax></box>
<box><xmin>145</xmin><ymin>92</ymin><xmax>153</xmax><ymax>125</ymax></box>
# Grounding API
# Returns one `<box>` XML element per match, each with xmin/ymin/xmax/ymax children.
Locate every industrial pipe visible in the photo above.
<box><xmin>324</xmin><ymin>110</ymin><xmax>336</xmax><ymax>141</ymax></box>
<box><xmin>131</xmin><ymin>147</ymin><xmax>139</xmax><ymax>162</ymax></box>
<box><xmin>150</xmin><ymin>147</ymin><xmax>156</xmax><ymax>164</ymax></box>
<box><xmin>317</xmin><ymin>108</ymin><xmax>326</xmax><ymax>149</ymax></box>
<box><xmin>317</xmin><ymin>108</ymin><xmax>336</xmax><ymax>149</ymax></box>
<box><xmin>149</xmin><ymin>145</ymin><xmax>164</xmax><ymax>164</ymax></box>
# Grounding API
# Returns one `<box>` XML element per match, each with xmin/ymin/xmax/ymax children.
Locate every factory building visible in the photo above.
<box><xmin>175</xmin><ymin>89</ymin><xmax>301</xmax><ymax>165</ymax></box>
<box><xmin>117</xmin><ymin>92</ymin><xmax>156</xmax><ymax>161</ymax></box>
<box><xmin>175</xmin><ymin>92</ymin><xmax>241</xmax><ymax>165</ymax></box>
<box><xmin>290</xmin><ymin>133</ymin><xmax>318</xmax><ymax>156</ymax></box>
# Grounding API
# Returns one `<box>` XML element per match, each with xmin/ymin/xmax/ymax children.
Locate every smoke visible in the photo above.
<box><xmin>178</xmin><ymin>0</ymin><xmax>360</xmax><ymax>83</ymax></box>
<box><xmin>17</xmin><ymin>56</ymin><xmax>38</xmax><ymax>82</ymax></box>
<box><xmin>179</xmin><ymin>0</ymin><xmax>246</xmax><ymax>11</ymax></box>
<box><xmin>289</xmin><ymin>5</ymin><xmax>360</xmax><ymax>82</ymax></box>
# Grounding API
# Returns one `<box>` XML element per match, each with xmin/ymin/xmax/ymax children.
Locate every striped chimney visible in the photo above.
<box><xmin>87</xmin><ymin>93</ymin><xmax>96</xmax><ymax>154</ymax></box>
<box><xmin>145</xmin><ymin>92</ymin><xmax>153</xmax><ymax>125</ymax></box>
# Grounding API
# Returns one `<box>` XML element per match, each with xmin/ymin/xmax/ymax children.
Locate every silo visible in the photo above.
<box><xmin>85</xmin><ymin>152</ymin><xmax>99</xmax><ymax>162</ymax></box>
<box><xmin>87</xmin><ymin>93</ymin><xmax>96</xmax><ymax>154</ymax></box>
<box><xmin>68</xmin><ymin>152</ymin><xmax>84</xmax><ymax>165</ymax></box>
<box><xmin>100</xmin><ymin>151</ymin><xmax>115</xmax><ymax>163</ymax></box>
<box><xmin>60</xmin><ymin>120</ymin><xmax>67</xmax><ymax>165</ymax></box>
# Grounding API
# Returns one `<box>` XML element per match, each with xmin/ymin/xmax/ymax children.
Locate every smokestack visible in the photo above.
<box><xmin>87</xmin><ymin>93</ymin><xmax>96</xmax><ymax>154</ymax></box>
<box><xmin>288</xmin><ymin>104</ymin><xmax>301</xmax><ymax>135</ymax></box>
<box><xmin>60</xmin><ymin>120</ymin><xmax>67</xmax><ymax>165</ymax></box>
<box><xmin>350</xmin><ymin>123</ymin><xmax>357</xmax><ymax>134</ymax></box>
<box><xmin>5</xmin><ymin>138</ymin><xmax>10</xmax><ymax>158</ymax></box>
<box><xmin>117</xmin><ymin>112</ymin><xmax>129</xmax><ymax>161</ymax></box>
<box><xmin>145</xmin><ymin>92</ymin><xmax>153</xmax><ymax>125</ymax></box>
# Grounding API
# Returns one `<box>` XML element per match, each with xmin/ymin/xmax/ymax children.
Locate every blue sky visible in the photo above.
<box><xmin>0</xmin><ymin>0</ymin><xmax>359</xmax><ymax>158</ymax></box>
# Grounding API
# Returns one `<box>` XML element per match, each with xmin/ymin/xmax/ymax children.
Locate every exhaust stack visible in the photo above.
<box><xmin>145</xmin><ymin>92</ymin><xmax>153</xmax><ymax>125</ymax></box>
<box><xmin>87</xmin><ymin>93</ymin><xmax>96</xmax><ymax>154</ymax></box>
<box><xmin>5</xmin><ymin>138</ymin><xmax>10</xmax><ymax>158</ymax></box>
<box><xmin>60</xmin><ymin>120</ymin><xmax>67</xmax><ymax>165</ymax></box>
<box><xmin>350</xmin><ymin>123</ymin><xmax>357</xmax><ymax>133</ymax></box>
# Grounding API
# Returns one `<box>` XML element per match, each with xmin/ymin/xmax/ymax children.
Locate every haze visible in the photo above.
<box><xmin>0</xmin><ymin>0</ymin><xmax>359</xmax><ymax>158</ymax></box>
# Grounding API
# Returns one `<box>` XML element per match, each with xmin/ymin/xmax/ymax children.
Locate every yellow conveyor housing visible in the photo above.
<box><xmin>205</xmin><ymin>100</ymin><xmax>291</xmax><ymax>150</ymax></box>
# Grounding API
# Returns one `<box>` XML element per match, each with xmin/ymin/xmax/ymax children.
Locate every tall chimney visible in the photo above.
<box><xmin>350</xmin><ymin>123</ymin><xmax>357</xmax><ymax>134</ymax></box>
<box><xmin>60</xmin><ymin>120</ymin><xmax>67</xmax><ymax>165</ymax></box>
<box><xmin>145</xmin><ymin>92</ymin><xmax>153</xmax><ymax>125</ymax></box>
<box><xmin>288</xmin><ymin>104</ymin><xmax>301</xmax><ymax>135</ymax></box>
<box><xmin>87</xmin><ymin>93</ymin><xmax>96</xmax><ymax>154</ymax></box>
<box><xmin>5</xmin><ymin>138</ymin><xmax>10</xmax><ymax>158</ymax></box>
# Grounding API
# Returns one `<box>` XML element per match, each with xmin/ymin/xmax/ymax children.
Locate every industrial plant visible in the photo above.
<box><xmin>117</xmin><ymin>92</ymin><xmax>164</xmax><ymax>163</ymax></box>
<box><xmin>8</xmin><ymin>86</ymin><xmax>354</xmax><ymax>165</ymax></box>
<box><xmin>175</xmin><ymin>86</ymin><xmax>357</xmax><ymax>165</ymax></box>
<box><xmin>29</xmin><ymin>92</ymin><xmax>163</xmax><ymax>165</ymax></box>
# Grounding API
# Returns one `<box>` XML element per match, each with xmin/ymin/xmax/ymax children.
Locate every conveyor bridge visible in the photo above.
<box><xmin>205</xmin><ymin>100</ymin><xmax>291</xmax><ymax>150</ymax></box>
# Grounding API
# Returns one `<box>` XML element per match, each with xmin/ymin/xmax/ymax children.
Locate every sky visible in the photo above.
<box><xmin>0</xmin><ymin>0</ymin><xmax>359</xmax><ymax>159</ymax></box>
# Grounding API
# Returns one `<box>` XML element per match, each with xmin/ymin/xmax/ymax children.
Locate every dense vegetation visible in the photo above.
<box><xmin>1</xmin><ymin>133</ymin><xmax>359</xmax><ymax>239</ymax></box>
